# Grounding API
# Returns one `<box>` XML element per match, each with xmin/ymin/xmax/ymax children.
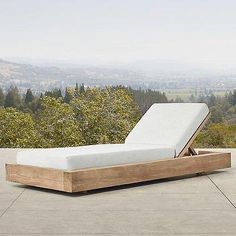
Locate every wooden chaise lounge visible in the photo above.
<box><xmin>6</xmin><ymin>103</ymin><xmax>231</xmax><ymax>193</ymax></box>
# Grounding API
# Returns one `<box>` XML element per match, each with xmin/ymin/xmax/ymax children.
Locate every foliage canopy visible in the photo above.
<box><xmin>0</xmin><ymin>85</ymin><xmax>235</xmax><ymax>148</ymax></box>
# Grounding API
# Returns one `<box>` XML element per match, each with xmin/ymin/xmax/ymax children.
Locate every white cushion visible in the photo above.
<box><xmin>125</xmin><ymin>103</ymin><xmax>209</xmax><ymax>156</ymax></box>
<box><xmin>17</xmin><ymin>103</ymin><xmax>209</xmax><ymax>170</ymax></box>
<box><xmin>17</xmin><ymin>144</ymin><xmax>175</xmax><ymax>170</ymax></box>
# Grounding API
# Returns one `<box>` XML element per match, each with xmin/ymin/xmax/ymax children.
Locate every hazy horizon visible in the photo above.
<box><xmin>1</xmin><ymin>0</ymin><xmax>236</xmax><ymax>70</ymax></box>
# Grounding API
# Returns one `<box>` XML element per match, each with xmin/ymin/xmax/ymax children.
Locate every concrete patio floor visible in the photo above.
<box><xmin>0</xmin><ymin>148</ymin><xmax>236</xmax><ymax>235</ymax></box>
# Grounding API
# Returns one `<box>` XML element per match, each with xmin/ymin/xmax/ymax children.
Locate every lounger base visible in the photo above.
<box><xmin>6</xmin><ymin>151</ymin><xmax>231</xmax><ymax>193</ymax></box>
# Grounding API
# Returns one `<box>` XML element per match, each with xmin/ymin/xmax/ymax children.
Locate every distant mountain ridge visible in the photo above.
<box><xmin>0</xmin><ymin>59</ymin><xmax>145</xmax><ymax>92</ymax></box>
<box><xmin>0</xmin><ymin>59</ymin><xmax>64</xmax><ymax>80</ymax></box>
<box><xmin>0</xmin><ymin>58</ymin><xmax>235</xmax><ymax>93</ymax></box>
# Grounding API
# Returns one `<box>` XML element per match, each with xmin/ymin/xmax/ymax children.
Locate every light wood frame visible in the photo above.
<box><xmin>178</xmin><ymin>113</ymin><xmax>210</xmax><ymax>157</ymax></box>
<box><xmin>6</xmin><ymin>151</ymin><xmax>231</xmax><ymax>193</ymax></box>
<box><xmin>5</xmin><ymin>112</ymin><xmax>232</xmax><ymax>193</ymax></box>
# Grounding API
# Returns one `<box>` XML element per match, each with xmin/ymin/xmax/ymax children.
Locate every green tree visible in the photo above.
<box><xmin>0</xmin><ymin>88</ymin><xmax>4</xmax><ymax>106</ymax></box>
<box><xmin>225</xmin><ymin>106</ymin><xmax>236</xmax><ymax>124</ymax></box>
<box><xmin>74</xmin><ymin>83</ymin><xmax>79</xmax><ymax>97</ymax></box>
<box><xmin>25</xmin><ymin>89</ymin><xmax>35</xmax><ymax>104</ymax></box>
<box><xmin>71</xmin><ymin>87</ymin><xmax>140</xmax><ymax>144</ymax></box>
<box><xmin>210</xmin><ymin>106</ymin><xmax>224</xmax><ymax>123</ymax></box>
<box><xmin>4</xmin><ymin>86</ymin><xmax>21</xmax><ymax>108</ymax></box>
<box><xmin>64</xmin><ymin>87</ymin><xmax>74</xmax><ymax>103</ymax></box>
<box><xmin>127</xmin><ymin>87</ymin><xmax>168</xmax><ymax>114</ymax></box>
<box><xmin>56</xmin><ymin>89</ymin><xmax>63</xmax><ymax>98</ymax></box>
<box><xmin>45</xmin><ymin>89</ymin><xmax>62</xmax><ymax>99</ymax></box>
<box><xmin>208</xmin><ymin>94</ymin><xmax>217</xmax><ymax>107</ymax></box>
<box><xmin>0</xmin><ymin>108</ymin><xmax>39</xmax><ymax>147</ymax></box>
<box><xmin>194</xmin><ymin>123</ymin><xmax>236</xmax><ymax>148</ymax></box>
<box><xmin>79</xmin><ymin>83</ymin><xmax>85</xmax><ymax>94</ymax></box>
<box><xmin>37</xmin><ymin>97</ymin><xmax>82</xmax><ymax>147</ymax></box>
<box><xmin>228</xmin><ymin>90</ymin><xmax>236</xmax><ymax>106</ymax></box>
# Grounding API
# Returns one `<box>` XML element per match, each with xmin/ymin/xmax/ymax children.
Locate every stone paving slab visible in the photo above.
<box><xmin>0</xmin><ymin>193</ymin><xmax>22</xmax><ymax>212</ymax></box>
<box><xmin>1</xmin><ymin>209</ymin><xmax>236</xmax><ymax>234</ymax></box>
<box><xmin>97</xmin><ymin>175</ymin><xmax>219</xmax><ymax>194</ymax></box>
<box><xmin>9</xmin><ymin>190</ymin><xmax>233</xmax><ymax>211</ymax></box>
<box><xmin>0</xmin><ymin>148</ymin><xmax>235</xmax><ymax>235</ymax></box>
<box><xmin>208</xmin><ymin>172</ymin><xmax>236</xmax><ymax>194</ymax></box>
<box><xmin>1</xmin><ymin>235</ymin><xmax>236</xmax><ymax>236</ymax></box>
<box><xmin>0</xmin><ymin>178</ymin><xmax>23</xmax><ymax>194</ymax></box>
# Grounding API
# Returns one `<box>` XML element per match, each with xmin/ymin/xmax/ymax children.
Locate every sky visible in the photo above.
<box><xmin>1</xmin><ymin>0</ymin><xmax>236</xmax><ymax>68</ymax></box>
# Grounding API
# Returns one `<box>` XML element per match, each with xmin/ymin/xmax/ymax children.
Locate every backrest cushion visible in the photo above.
<box><xmin>125</xmin><ymin>103</ymin><xmax>209</xmax><ymax>156</ymax></box>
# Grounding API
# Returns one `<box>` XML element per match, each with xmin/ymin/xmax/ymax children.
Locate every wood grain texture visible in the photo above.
<box><xmin>6</xmin><ymin>152</ymin><xmax>231</xmax><ymax>193</ymax></box>
<box><xmin>70</xmin><ymin>152</ymin><xmax>231</xmax><ymax>192</ymax></box>
<box><xmin>6</xmin><ymin>164</ymin><xmax>66</xmax><ymax>192</ymax></box>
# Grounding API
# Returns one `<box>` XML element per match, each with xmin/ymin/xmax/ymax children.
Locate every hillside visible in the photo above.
<box><xmin>0</xmin><ymin>59</ymin><xmax>236</xmax><ymax>93</ymax></box>
<box><xmin>0</xmin><ymin>59</ymin><xmax>66</xmax><ymax>91</ymax></box>
<box><xmin>0</xmin><ymin>59</ymin><xmax>145</xmax><ymax>92</ymax></box>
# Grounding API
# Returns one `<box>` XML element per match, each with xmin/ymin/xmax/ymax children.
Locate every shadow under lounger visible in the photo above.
<box><xmin>6</xmin><ymin>103</ymin><xmax>231</xmax><ymax>193</ymax></box>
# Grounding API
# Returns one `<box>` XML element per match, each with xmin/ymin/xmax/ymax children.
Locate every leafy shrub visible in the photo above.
<box><xmin>37</xmin><ymin>97</ymin><xmax>82</xmax><ymax>147</ymax></box>
<box><xmin>0</xmin><ymin>108</ymin><xmax>39</xmax><ymax>147</ymax></box>
<box><xmin>194</xmin><ymin>123</ymin><xmax>236</xmax><ymax>148</ymax></box>
<box><xmin>71</xmin><ymin>87</ymin><xmax>140</xmax><ymax>145</ymax></box>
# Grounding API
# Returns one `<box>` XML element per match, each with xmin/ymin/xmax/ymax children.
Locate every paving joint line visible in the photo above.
<box><xmin>0</xmin><ymin>189</ymin><xmax>26</xmax><ymax>219</ymax></box>
<box><xmin>207</xmin><ymin>175</ymin><xmax>236</xmax><ymax>209</ymax></box>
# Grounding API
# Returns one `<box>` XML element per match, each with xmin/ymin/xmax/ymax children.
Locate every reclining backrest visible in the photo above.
<box><xmin>125</xmin><ymin>103</ymin><xmax>209</xmax><ymax>157</ymax></box>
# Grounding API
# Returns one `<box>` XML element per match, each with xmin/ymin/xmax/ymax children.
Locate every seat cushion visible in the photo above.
<box><xmin>125</xmin><ymin>103</ymin><xmax>209</xmax><ymax>156</ymax></box>
<box><xmin>16</xmin><ymin>144</ymin><xmax>175</xmax><ymax>170</ymax></box>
